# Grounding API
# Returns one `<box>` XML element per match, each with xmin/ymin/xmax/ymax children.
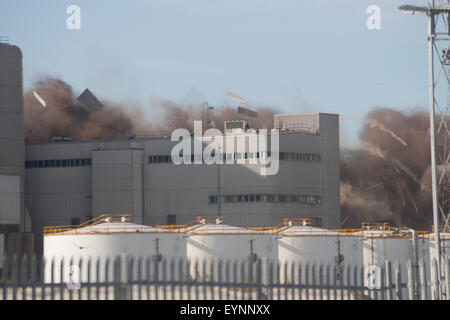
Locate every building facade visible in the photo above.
<box><xmin>25</xmin><ymin>113</ymin><xmax>340</xmax><ymax>254</ymax></box>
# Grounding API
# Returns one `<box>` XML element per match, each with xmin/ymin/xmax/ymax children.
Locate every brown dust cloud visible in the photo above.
<box><xmin>24</xmin><ymin>76</ymin><xmax>446</xmax><ymax>229</ymax></box>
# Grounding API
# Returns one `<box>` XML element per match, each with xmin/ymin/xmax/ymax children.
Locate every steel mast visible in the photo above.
<box><xmin>399</xmin><ymin>0</ymin><xmax>450</xmax><ymax>299</ymax></box>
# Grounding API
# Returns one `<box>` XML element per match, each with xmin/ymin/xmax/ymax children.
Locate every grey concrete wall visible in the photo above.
<box><xmin>92</xmin><ymin>148</ymin><xmax>143</xmax><ymax>223</ymax></box>
<box><xmin>0</xmin><ymin>44</ymin><xmax>24</xmax><ymax>227</ymax></box>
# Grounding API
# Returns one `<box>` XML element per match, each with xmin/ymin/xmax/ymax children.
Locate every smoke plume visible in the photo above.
<box><xmin>24</xmin><ymin>76</ymin><xmax>277</xmax><ymax>141</ymax></box>
<box><xmin>25</xmin><ymin>76</ymin><xmax>447</xmax><ymax>229</ymax></box>
<box><xmin>340</xmin><ymin>107</ymin><xmax>449</xmax><ymax>229</ymax></box>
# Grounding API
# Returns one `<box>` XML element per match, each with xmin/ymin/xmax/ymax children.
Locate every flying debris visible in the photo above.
<box><xmin>77</xmin><ymin>88</ymin><xmax>103</xmax><ymax>112</ymax></box>
<box><xmin>33</xmin><ymin>90</ymin><xmax>46</xmax><ymax>107</ymax></box>
<box><xmin>238</xmin><ymin>106</ymin><xmax>258</xmax><ymax>118</ymax></box>
<box><xmin>227</xmin><ymin>91</ymin><xmax>247</xmax><ymax>104</ymax></box>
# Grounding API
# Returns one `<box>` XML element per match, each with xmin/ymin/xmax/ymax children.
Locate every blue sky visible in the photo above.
<box><xmin>0</xmin><ymin>0</ymin><xmax>434</xmax><ymax>146</ymax></box>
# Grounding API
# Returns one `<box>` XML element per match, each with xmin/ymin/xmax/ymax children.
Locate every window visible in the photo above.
<box><xmin>25</xmin><ymin>158</ymin><xmax>92</xmax><ymax>169</ymax></box>
<box><xmin>208</xmin><ymin>193</ymin><xmax>321</xmax><ymax>206</ymax></box>
<box><xmin>167</xmin><ymin>215</ymin><xmax>176</xmax><ymax>225</ymax></box>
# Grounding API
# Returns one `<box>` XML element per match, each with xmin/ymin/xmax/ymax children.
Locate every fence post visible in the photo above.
<box><xmin>419</xmin><ymin>259</ymin><xmax>427</xmax><ymax>300</ymax></box>
<box><xmin>256</xmin><ymin>259</ymin><xmax>262</xmax><ymax>300</ymax></box>
<box><xmin>394</xmin><ymin>261</ymin><xmax>402</xmax><ymax>300</ymax></box>
<box><xmin>114</xmin><ymin>254</ymin><xmax>129</xmax><ymax>300</ymax></box>
<box><xmin>407</xmin><ymin>260</ymin><xmax>414</xmax><ymax>300</ymax></box>
<box><xmin>446</xmin><ymin>259</ymin><xmax>450</xmax><ymax>300</ymax></box>
<box><xmin>384</xmin><ymin>261</ymin><xmax>392</xmax><ymax>300</ymax></box>
<box><xmin>431</xmin><ymin>258</ymin><xmax>440</xmax><ymax>300</ymax></box>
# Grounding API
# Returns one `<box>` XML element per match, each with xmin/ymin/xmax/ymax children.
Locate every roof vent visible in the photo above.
<box><xmin>200</xmin><ymin>218</ymin><xmax>206</xmax><ymax>224</ymax></box>
<box><xmin>105</xmin><ymin>217</ymin><xmax>111</xmax><ymax>223</ymax></box>
<box><xmin>216</xmin><ymin>218</ymin><xmax>222</xmax><ymax>225</ymax></box>
<box><xmin>121</xmin><ymin>216</ymin><xmax>127</xmax><ymax>223</ymax></box>
<box><xmin>302</xmin><ymin>220</ymin><xmax>308</xmax><ymax>226</ymax></box>
<box><xmin>288</xmin><ymin>221</ymin><xmax>293</xmax><ymax>227</ymax></box>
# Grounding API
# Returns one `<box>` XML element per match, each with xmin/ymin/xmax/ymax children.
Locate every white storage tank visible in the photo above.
<box><xmin>360</xmin><ymin>223</ymin><xmax>415</xmax><ymax>268</ymax></box>
<box><xmin>359</xmin><ymin>222</ymin><xmax>430</xmax><ymax>295</ymax></box>
<box><xmin>43</xmin><ymin>214</ymin><xmax>187</xmax><ymax>283</ymax></box>
<box><xmin>277</xmin><ymin>218</ymin><xmax>363</xmax><ymax>283</ymax></box>
<box><xmin>186</xmin><ymin>217</ymin><xmax>278</xmax><ymax>281</ymax></box>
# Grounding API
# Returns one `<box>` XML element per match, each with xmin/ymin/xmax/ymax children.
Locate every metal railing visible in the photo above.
<box><xmin>1</xmin><ymin>255</ymin><xmax>449</xmax><ymax>300</ymax></box>
<box><xmin>43</xmin><ymin>214</ymin><xmax>131</xmax><ymax>236</ymax></box>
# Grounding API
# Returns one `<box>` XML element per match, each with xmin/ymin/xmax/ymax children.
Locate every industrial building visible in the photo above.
<box><xmin>0</xmin><ymin>42</ymin><xmax>341</xmax><ymax>257</ymax></box>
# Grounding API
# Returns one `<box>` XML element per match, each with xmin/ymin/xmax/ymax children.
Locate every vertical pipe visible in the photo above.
<box><xmin>428</xmin><ymin>0</ymin><xmax>443</xmax><ymax>299</ymax></box>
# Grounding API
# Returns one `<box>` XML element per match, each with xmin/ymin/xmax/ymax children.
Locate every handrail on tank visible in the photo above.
<box><xmin>361</xmin><ymin>221</ymin><xmax>398</xmax><ymax>232</ymax></box>
<box><xmin>282</xmin><ymin>218</ymin><xmax>312</xmax><ymax>227</ymax></box>
<box><xmin>431</xmin><ymin>224</ymin><xmax>450</xmax><ymax>233</ymax></box>
<box><xmin>43</xmin><ymin>213</ymin><xmax>131</xmax><ymax>236</ymax></box>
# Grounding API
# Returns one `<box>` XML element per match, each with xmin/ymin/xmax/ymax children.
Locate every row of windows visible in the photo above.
<box><xmin>148</xmin><ymin>152</ymin><xmax>321</xmax><ymax>164</ymax></box>
<box><xmin>208</xmin><ymin>194</ymin><xmax>322</xmax><ymax>205</ymax></box>
<box><xmin>25</xmin><ymin>158</ymin><xmax>92</xmax><ymax>169</ymax></box>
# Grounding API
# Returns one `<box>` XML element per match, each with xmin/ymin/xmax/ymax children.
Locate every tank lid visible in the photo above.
<box><xmin>62</xmin><ymin>221</ymin><xmax>174</xmax><ymax>234</ymax></box>
<box><xmin>187</xmin><ymin>223</ymin><xmax>264</xmax><ymax>235</ymax></box>
<box><xmin>277</xmin><ymin>225</ymin><xmax>341</xmax><ymax>236</ymax></box>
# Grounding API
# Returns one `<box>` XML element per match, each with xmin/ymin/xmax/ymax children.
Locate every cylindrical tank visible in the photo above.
<box><xmin>43</xmin><ymin>216</ymin><xmax>187</xmax><ymax>283</ymax></box>
<box><xmin>186</xmin><ymin>218</ymin><xmax>278</xmax><ymax>281</ymax></box>
<box><xmin>359</xmin><ymin>223</ymin><xmax>425</xmax><ymax>296</ymax></box>
<box><xmin>277</xmin><ymin>219</ymin><xmax>363</xmax><ymax>283</ymax></box>
<box><xmin>0</xmin><ymin>43</ymin><xmax>25</xmax><ymax>228</ymax></box>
